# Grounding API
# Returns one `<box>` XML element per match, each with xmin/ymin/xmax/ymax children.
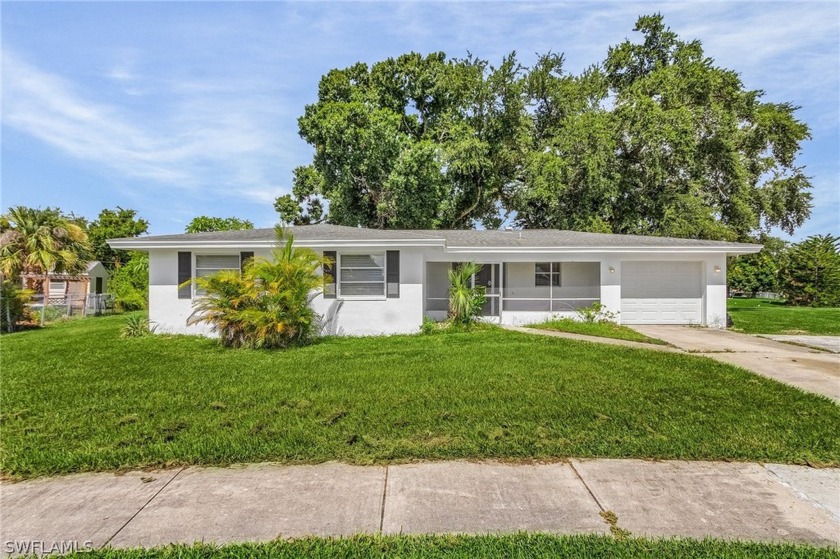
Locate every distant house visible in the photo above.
<box><xmin>108</xmin><ymin>225</ymin><xmax>761</xmax><ymax>336</ymax></box>
<box><xmin>22</xmin><ymin>261</ymin><xmax>110</xmax><ymax>313</ymax></box>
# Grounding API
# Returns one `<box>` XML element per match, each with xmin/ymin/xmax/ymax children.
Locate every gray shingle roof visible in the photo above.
<box><xmin>418</xmin><ymin>229</ymin><xmax>759</xmax><ymax>248</ymax></box>
<box><xmin>109</xmin><ymin>224</ymin><xmax>760</xmax><ymax>251</ymax></box>
<box><xmin>119</xmin><ymin>224</ymin><xmax>433</xmax><ymax>242</ymax></box>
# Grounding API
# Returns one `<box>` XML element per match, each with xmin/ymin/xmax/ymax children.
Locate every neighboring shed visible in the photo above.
<box><xmin>22</xmin><ymin>261</ymin><xmax>110</xmax><ymax>312</ymax></box>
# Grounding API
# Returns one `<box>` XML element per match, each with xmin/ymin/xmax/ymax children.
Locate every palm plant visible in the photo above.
<box><xmin>187</xmin><ymin>228</ymin><xmax>328</xmax><ymax>349</ymax></box>
<box><xmin>0</xmin><ymin>206</ymin><xmax>92</xmax><ymax>325</ymax></box>
<box><xmin>448</xmin><ymin>262</ymin><xmax>485</xmax><ymax>326</ymax></box>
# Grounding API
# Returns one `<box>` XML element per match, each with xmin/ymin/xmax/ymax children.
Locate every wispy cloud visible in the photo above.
<box><xmin>2</xmin><ymin>50</ymin><xmax>293</xmax><ymax>203</ymax></box>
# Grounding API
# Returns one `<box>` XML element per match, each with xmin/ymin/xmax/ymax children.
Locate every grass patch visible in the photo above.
<box><xmin>51</xmin><ymin>534</ymin><xmax>839</xmax><ymax>559</ymax></box>
<box><xmin>728</xmin><ymin>298</ymin><xmax>840</xmax><ymax>335</ymax></box>
<box><xmin>2</xmin><ymin>314</ymin><xmax>839</xmax><ymax>478</ymax></box>
<box><xmin>529</xmin><ymin>318</ymin><xmax>667</xmax><ymax>345</ymax></box>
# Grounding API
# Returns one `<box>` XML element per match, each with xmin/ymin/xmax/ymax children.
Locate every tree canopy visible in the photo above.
<box><xmin>277</xmin><ymin>51</ymin><xmax>528</xmax><ymax>229</ymax></box>
<box><xmin>778</xmin><ymin>234</ymin><xmax>840</xmax><ymax>307</ymax></box>
<box><xmin>279</xmin><ymin>14</ymin><xmax>812</xmax><ymax>241</ymax></box>
<box><xmin>185</xmin><ymin>216</ymin><xmax>254</xmax><ymax>233</ymax></box>
<box><xmin>0</xmin><ymin>206</ymin><xmax>91</xmax><ymax>279</ymax></box>
<box><xmin>86</xmin><ymin>207</ymin><xmax>149</xmax><ymax>269</ymax></box>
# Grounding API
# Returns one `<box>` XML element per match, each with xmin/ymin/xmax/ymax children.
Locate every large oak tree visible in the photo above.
<box><xmin>279</xmin><ymin>15</ymin><xmax>812</xmax><ymax>241</ymax></box>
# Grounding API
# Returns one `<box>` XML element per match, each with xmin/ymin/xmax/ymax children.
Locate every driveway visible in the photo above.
<box><xmin>631</xmin><ymin>326</ymin><xmax>840</xmax><ymax>403</ymax></box>
<box><xmin>761</xmin><ymin>335</ymin><xmax>840</xmax><ymax>354</ymax></box>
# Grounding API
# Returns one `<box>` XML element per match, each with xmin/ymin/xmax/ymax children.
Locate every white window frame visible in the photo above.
<box><xmin>535</xmin><ymin>262</ymin><xmax>561</xmax><ymax>288</ymax></box>
<box><xmin>193</xmin><ymin>254</ymin><xmax>241</xmax><ymax>297</ymax></box>
<box><xmin>48</xmin><ymin>279</ymin><xmax>67</xmax><ymax>291</ymax></box>
<box><xmin>48</xmin><ymin>279</ymin><xmax>67</xmax><ymax>295</ymax></box>
<box><xmin>337</xmin><ymin>252</ymin><xmax>387</xmax><ymax>300</ymax></box>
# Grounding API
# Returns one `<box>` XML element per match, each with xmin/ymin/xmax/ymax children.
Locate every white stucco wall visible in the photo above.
<box><xmin>148</xmin><ymin>247</ymin><xmax>425</xmax><ymax>337</ymax></box>
<box><xmin>310</xmin><ymin>248</ymin><xmax>424</xmax><ymax>335</ymax></box>
<box><xmin>704</xmin><ymin>254</ymin><xmax>728</xmax><ymax>328</ymax></box>
<box><xmin>149</xmin><ymin>250</ymin><xmax>207</xmax><ymax>335</ymax></box>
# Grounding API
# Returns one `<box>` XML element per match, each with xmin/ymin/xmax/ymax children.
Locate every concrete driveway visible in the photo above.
<box><xmin>632</xmin><ymin>326</ymin><xmax>840</xmax><ymax>403</ymax></box>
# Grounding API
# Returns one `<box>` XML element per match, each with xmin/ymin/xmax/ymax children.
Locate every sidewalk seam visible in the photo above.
<box><xmin>568</xmin><ymin>461</ymin><xmax>605</xmax><ymax>512</ymax></box>
<box><xmin>101</xmin><ymin>467</ymin><xmax>185</xmax><ymax>549</ymax></box>
<box><xmin>378</xmin><ymin>465</ymin><xmax>389</xmax><ymax>533</ymax></box>
<box><xmin>763</xmin><ymin>464</ymin><xmax>840</xmax><ymax>522</ymax></box>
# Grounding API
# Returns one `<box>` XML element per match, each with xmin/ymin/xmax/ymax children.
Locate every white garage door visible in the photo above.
<box><xmin>621</xmin><ymin>262</ymin><xmax>702</xmax><ymax>324</ymax></box>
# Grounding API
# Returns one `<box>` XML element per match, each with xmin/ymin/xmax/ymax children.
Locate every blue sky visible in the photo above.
<box><xmin>2</xmin><ymin>1</ymin><xmax>838</xmax><ymax>238</ymax></box>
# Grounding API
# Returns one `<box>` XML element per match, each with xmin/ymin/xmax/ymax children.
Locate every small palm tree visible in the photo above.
<box><xmin>0</xmin><ymin>206</ymin><xmax>92</xmax><ymax>325</ymax></box>
<box><xmin>448</xmin><ymin>262</ymin><xmax>485</xmax><ymax>326</ymax></box>
<box><xmin>187</xmin><ymin>227</ymin><xmax>328</xmax><ymax>349</ymax></box>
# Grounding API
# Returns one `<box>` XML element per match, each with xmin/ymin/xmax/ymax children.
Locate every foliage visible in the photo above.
<box><xmin>284</xmin><ymin>15</ymin><xmax>812</xmax><ymax>242</ymax></box>
<box><xmin>30</xmin><ymin>305</ymin><xmax>69</xmax><ymax>325</ymax></box>
<box><xmin>728</xmin><ymin>237</ymin><xmax>786</xmax><ymax>296</ymax></box>
<box><xmin>46</xmin><ymin>535</ymin><xmax>840</xmax><ymax>559</ymax></box>
<box><xmin>86</xmin><ymin>207</ymin><xmax>149</xmax><ymax>269</ymax></box>
<box><xmin>448</xmin><ymin>262</ymin><xmax>486</xmax><ymax>325</ymax></box>
<box><xmin>120</xmin><ymin>314</ymin><xmax>157</xmax><ymax>338</ymax></box>
<box><xmin>728</xmin><ymin>298</ymin><xmax>840</xmax><ymax>335</ymax></box>
<box><xmin>513</xmin><ymin>15</ymin><xmax>812</xmax><ymax>240</ymax></box>
<box><xmin>0</xmin><ymin>280</ymin><xmax>31</xmax><ymax>333</ymax></box>
<box><xmin>4</xmin><ymin>315</ymin><xmax>840</xmax><ymax>478</ymax></box>
<box><xmin>778</xmin><ymin>235</ymin><xmax>840</xmax><ymax>307</ymax></box>
<box><xmin>185</xmin><ymin>216</ymin><xmax>254</xmax><ymax>233</ymax></box>
<box><xmin>0</xmin><ymin>206</ymin><xmax>92</xmax><ymax>279</ymax></box>
<box><xmin>187</xmin><ymin>228</ymin><xmax>327</xmax><ymax>349</ymax></box>
<box><xmin>420</xmin><ymin>315</ymin><xmax>437</xmax><ymax>335</ymax></box>
<box><xmin>575</xmin><ymin>301</ymin><xmax>618</xmax><ymax>323</ymax></box>
<box><xmin>280</xmin><ymin>52</ymin><xmax>528</xmax><ymax>229</ymax></box>
<box><xmin>109</xmin><ymin>252</ymin><xmax>149</xmax><ymax>311</ymax></box>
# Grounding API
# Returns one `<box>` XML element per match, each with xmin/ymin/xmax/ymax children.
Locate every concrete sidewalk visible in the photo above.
<box><xmin>2</xmin><ymin>460</ymin><xmax>838</xmax><ymax>555</ymax></box>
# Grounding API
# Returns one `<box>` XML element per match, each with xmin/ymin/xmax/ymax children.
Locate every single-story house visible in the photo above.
<box><xmin>108</xmin><ymin>224</ymin><xmax>761</xmax><ymax>336</ymax></box>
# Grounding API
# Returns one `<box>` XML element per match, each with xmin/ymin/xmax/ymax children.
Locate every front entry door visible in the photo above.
<box><xmin>474</xmin><ymin>264</ymin><xmax>500</xmax><ymax>317</ymax></box>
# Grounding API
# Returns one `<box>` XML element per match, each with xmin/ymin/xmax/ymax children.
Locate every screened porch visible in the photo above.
<box><xmin>424</xmin><ymin>261</ymin><xmax>601</xmax><ymax>317</ymax></box>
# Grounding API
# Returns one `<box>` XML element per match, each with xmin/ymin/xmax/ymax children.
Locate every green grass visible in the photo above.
<box><xmin>728</xmin><ymin>298</ymin><xmax>840</xmax><ymax>335</ymax></box>
<box><xmin>51</xmin><ymin>534</ymin><xmax>839</xmax><ymax>559</ymax></box>
<box><xmin>2</xmin><ymin>314</ymin><xmax>839</xmax><ymax>479</ymax></box>
<box><xmin>529</xmin><ymin>318</ymin><xmax>668</xmax><ymax>345</ymax></box>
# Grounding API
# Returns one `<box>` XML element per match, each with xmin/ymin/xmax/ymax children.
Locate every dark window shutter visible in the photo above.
<box><xmin>177</xmin><ymin>252</ymin><xmax>192</xmax><ymax>299</ymax></box>
<box><xmin>323</xmin><ymin>251</ymin><xmax>336</xmax><ymax>299</ymax></box>
<box><xmin>386</xmin><ymin>250</ymin><xmax>400</xmax><ymax>298</ymax></box>
<box><xmin>240</xmin><ymin>251</ymin><xmax>254</xmax><ymax>273</ymax></box>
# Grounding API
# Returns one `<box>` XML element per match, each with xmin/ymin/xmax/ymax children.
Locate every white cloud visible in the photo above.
<box><xmin>2</xmin><ymin>50</ymin><xmax>293</xmax><ymax>203</ymax></box>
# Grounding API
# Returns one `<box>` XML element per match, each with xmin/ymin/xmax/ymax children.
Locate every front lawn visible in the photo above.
<box><xmin>2</xmin><ymin>314</ymin><xmax>839</xmax><ymax>478</ymax></box>
<box><xmin>53</xmin><ymin>534</ymin><xmax>838</xmax><ymax>559</ymax></box>
<box><xmin>529</xmin><ymin>318</ymin><xmax>667</xmax><ymax>345</ymax></box>
<box><xmin>728</xmin><ymin>298</ymin><xmax>840</xmax><ymax>335</ymax></box>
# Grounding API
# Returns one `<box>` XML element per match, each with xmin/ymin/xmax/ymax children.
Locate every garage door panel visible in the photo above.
<box><xmin>622</xmin><ymin>261</ymin><xmax>702</xmax><ymax>299</ymax></box>
<box><xmin>621</xmin><ymin>298</ymin><xmax>702</xmax><ymax>324</ymax></box>
<box><xmin>621</xmin><ymin>261</ymin><xmax>703</xmax><ymax>325</ymax></box>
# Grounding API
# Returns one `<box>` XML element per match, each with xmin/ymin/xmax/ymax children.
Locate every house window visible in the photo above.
<box><xmin>339</xmin><ymin>253</ymin><xmax>385</xmax><ymax>298</ymax></box>
<box><xmin>535</xmin><ymin>263</ymin><xmax>561</xmax><ymax>287</ymax></box>
<box><xmin>195</xmin><ymin>255</ymin><xmax>241</xmax><ymax>295</ymax></box>
<box><xmin>49</xmin><ymin>280</ymin><xmax>67</xmax><ymax>296</ymax></box>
